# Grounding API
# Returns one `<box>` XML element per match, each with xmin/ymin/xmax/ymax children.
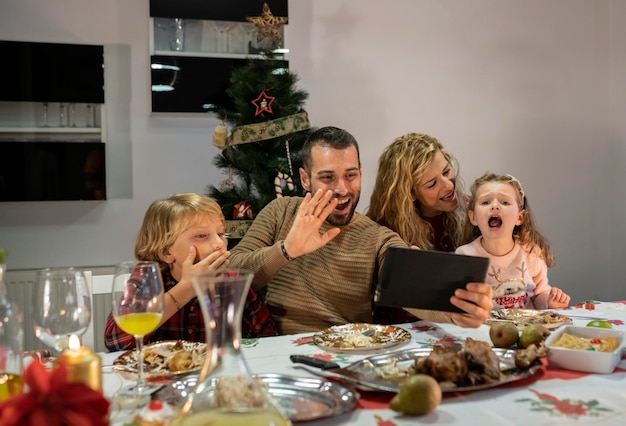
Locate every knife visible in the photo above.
<box><xmin>289</xmin><ymin>355</ymin><xmax>341</xmax><ymax>370</ymax></box>
<box><xmin>289</xmin><ymin>355</ymin><xmax>397</xmax><ymax>392</ymax></box>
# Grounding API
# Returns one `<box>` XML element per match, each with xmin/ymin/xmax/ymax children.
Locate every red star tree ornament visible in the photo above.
<box><xmin>251</xmin><ymin>90</ymin><xmax>275</xmax><ymax>116</ymax></box>
<box><xmin>246</xmin><ymin>2</ymin><xmax>288</xmax><ymax>42</ymax></box>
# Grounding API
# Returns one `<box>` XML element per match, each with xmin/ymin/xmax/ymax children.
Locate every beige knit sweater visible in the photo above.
<box><xmin>230</xmin><ymin>197</ymin><xmax>450</xmax><ymax>334</ymax></box>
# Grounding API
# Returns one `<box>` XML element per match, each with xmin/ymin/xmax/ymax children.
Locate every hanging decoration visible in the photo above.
<box><xmin>218</xmin><ymin>168</ymin><xmax>236</xmax><ymax>191</ymax></box>
<box><xmin>233</xmin><ymin>200</ymin><xmax>254</xmax><ymax>220</ymax></box>
<box><xmin>212</xmin><ymin>123</ymin><xmax>228</xmax><ymax>148</ymax></box>
<box><xmin>246</xmin><ymin>2</ymin><xmax>288</xmax><ymax>42</ymax></box>
<box><xmin>274</xmin><ymin>172</ymin><xmax>294</xmax><ymax>198</ymax></box>
<box><xmin>251</xmin><ymin>89</ymin><xmax>275</xmax><ymax>117</ymax></box>
<box><xmin>284</xmin><ymin>138</ymin><xmax>294</xmax><ymax>178</ymax></box>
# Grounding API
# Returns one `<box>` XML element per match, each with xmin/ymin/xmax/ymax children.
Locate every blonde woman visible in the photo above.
<box><xmin>368</xmin><ymin>133</ymin><xmax>466</xmax><ymax>252</ymax></box>
<box><xmin>368</xmin><ymin>133</ymin><xmax>471</xmax><ymax>324</ymax></box>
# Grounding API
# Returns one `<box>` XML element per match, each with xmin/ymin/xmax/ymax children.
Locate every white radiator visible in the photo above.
<box><xmin>4</xmin><ymin>267</ymin><xmax>114</xmax><ymax>354</ymax></box>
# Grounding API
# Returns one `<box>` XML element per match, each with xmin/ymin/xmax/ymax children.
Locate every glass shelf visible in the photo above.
<box><xmin>0</xmin><ymin>127</ymin><xmax>100</xmax><ymax>133</ymax></box>
<box><xmin>150</xmin><ymin>17</ymin><xmax>287</xmax><ymax>58</ymax></box>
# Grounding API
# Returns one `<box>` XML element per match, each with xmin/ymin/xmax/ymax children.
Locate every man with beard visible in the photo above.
<box><xmin>230</xmin><ymin>126</ymin><xmax>493</xmax><ymax>334</ymax></box>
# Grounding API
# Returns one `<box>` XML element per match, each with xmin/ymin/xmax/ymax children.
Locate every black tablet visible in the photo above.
<box><xmin>375</xmin><ymin>247</ymin><xmax>489</xmax><ymax>313</ymax></box>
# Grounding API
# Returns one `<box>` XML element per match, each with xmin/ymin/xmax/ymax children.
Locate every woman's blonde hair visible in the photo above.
<box><xmin>367</xmin><ymin>133</ymin><xmax>465</xmax><ymax>250</ymax></box>
<box><xmin>460</xmin><ymin>172</ymin><xmax>554</xmax><ymax>267</ymax></box>
<box><xmin>135</xmin><ymin>193</ymin><xmax>225</xmax><ymax>268</ymax></box>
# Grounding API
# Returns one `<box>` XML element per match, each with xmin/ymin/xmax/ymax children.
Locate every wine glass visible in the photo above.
<box><xmin>32</xmin><ymin>267</ymin><xmax>92</xmax><ymax>353</ymax></box>
<box><xmin>111</xmin><ymin>260</ymin><xmax>164</xmax><ymax>397</ymax></box>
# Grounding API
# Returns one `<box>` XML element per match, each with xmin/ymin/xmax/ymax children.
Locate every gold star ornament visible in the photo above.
<box><xmin>246</xmin><ymin>2</ymin><xmax>288</xmax><ymax>42</ymax></box>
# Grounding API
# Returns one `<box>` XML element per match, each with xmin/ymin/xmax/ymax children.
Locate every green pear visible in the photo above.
<box><xmin>389</xmin><ymin>374</ymin><xmax>442</xmax><ymax>416</ymax></box>
<box><xmin>518</xmin><ymin>324</ymin><xmax>550</xmax><ymax>349</ymax></box>
<box><xmin>489</xmin><ymin>321</ymin><xmax>520</xmax><ymax>348</ymax></box>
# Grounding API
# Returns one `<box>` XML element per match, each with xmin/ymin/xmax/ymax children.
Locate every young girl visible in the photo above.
<box><xmin>455</xmin><ymin>173</ymin><xmax>570</xmax><ymax>310</ymax></box>
<box><xmin>104</xmin><ymin>193</ymin><xmax>277</xmax><ymax>351</ymax></box>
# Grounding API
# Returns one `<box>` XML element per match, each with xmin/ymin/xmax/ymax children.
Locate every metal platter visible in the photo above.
<box><xmin>487</xmin><ymin>309</ymin><xmax>572</xmax><ymax>329</ymax></box>
<box><xmin>113</xmin><ymin>340</ymin><xmax>206</xmax><ymax>380</ymax></box>
<box><xmin>156</xmin><ymin>373</ymin><xmax>359</xmax><ymax>423</ymax></box>
<box><xmin>313</xmin><ymin>323</ymin><xmax>411</xmax><ymax>353</ymax></box>
<box><xmin>316</xmin><ymin>347</ymin><xmax>542</xmax><ymax>393</ymax></box>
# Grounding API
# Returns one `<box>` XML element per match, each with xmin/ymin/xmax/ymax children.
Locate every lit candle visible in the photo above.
<box><xmin>54</xmin><ymin>335</ymin><xmax>102</xmax><ymax>392</ymax></box>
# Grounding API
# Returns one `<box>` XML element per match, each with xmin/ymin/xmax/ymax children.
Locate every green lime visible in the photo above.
<box><xmin>586</xmin><ymin>320</ymin><xmax>612</xmax><ymax>328</ymax></box>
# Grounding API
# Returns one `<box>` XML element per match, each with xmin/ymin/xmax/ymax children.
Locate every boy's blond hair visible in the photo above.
<box><xmin>135</xmin><ymin>193</ymin><xmax>225</xmax><ymax>268</ymax></box>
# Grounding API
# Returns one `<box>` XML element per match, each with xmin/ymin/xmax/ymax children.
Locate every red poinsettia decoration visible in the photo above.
<box><xmin>0</xmin><ymin>360</ymin><xmax>110</xmax><ymax>426</ymax></box>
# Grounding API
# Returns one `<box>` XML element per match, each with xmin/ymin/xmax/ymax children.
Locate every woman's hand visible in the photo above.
<box><xmin>445</xmin><ymin>282</ymin><xmax>494</xmax><ymax>328</ymax></box>
<box><xmin>282</xmin><ymin>189</ymin><xmax>341</xmax><ymax>258</ymax></box>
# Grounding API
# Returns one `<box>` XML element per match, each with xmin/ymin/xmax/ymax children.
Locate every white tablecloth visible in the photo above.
<box><xmin>102</xmin><ymin>301</ymin><xmax>626</xmax><ymax>425</ymax></box>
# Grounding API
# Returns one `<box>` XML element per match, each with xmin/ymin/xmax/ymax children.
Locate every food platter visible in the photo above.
<box><xmin>113</xmin><ymin>340</ymin><xmax>206</xmax><ymax>380</ymax></box>
<box><xmin>317</xmin><ymin>347</ymin><xmax>541</xmax><ymax>393</ymax></box>
<box><xmin>155</xmin><ymin>374</ymin><xmax>359</xmax><ymax>423</ymax></box>
<box><xmin>487</xmin><ymin>309</ymin><xmax>572</xmax><ymax>329</ymax></box>
<box><xmin>313</xmin><ymin>323</ymin><xmax>411</xmax><ymax>353</ymax></box>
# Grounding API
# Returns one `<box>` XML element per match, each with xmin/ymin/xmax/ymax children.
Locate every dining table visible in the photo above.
<box><xmin>101</xmin><ymin>300</ymin><xmax>626</xmax><ymax>426</ymax></box>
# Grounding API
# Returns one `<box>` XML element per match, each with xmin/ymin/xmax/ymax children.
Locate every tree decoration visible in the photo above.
<box><xmin>219</xmin><ymin>167</ymin><xmax>236</xmax><ymax>191</ymax></box>
<box><xmin>274</xmin><ymin>172</ymin><xmax>294</xmax><ymax>198</ymax></box>
<box><xmin>211</xmin><ymin>112</ymin><xmax>310</xmax><ymax>150</ymax></box>
<box><xmin>212</xmin><ymin>123</ymin><xmax>228</xmax><ymax>149</ymax></box>
<box><xmin>246</xmin><ymin>2</ymin><xmax>288</xmax><ymax>42</ymax></box>
<box><xmin>251</xmin><ymin>89</ymin><xmax>275</xmax><ymax>116</ymax></box>
<box><xmin>233</xmin><ymin>200</ymin><xmax>254</xmax><ymax>220</ymax></box>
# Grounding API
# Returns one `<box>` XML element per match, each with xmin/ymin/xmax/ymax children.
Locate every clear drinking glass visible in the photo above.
<box><xmin>68</xmin><ymin>103</ymin><xmax>76</xmax><ymax>127</ymax></box>
<box><xmin>174</xmin><ymin>268</ymin><xmax>290</xmax><ymax>426</ymax></box>
<box><xmin>111</xmin><ymin>260</ymin><xmax>164</xmax><ymax>398</ymax></box>
<box><xmin>58</xmin><ymin>103</ymin><xmax>66</xmax><ymax>127</ymax></box>
<box><xmin>32</xmin><ymin>267</ymin><xmax>92</xmax><ymax>353</ymax></box>
<box><xmin>40</xmin><ymin>102</ymin><xmax>49</xmax><ymax>127</ymax></box>
<box><xmin>86</xmin><ymin>104</ymin><xmax>94</xmax><ymax>127</ymax></box>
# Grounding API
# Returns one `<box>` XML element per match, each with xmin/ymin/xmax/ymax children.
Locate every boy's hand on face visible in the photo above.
<box><xmin>183</xmin><ymin>246</ymin><xmax>230</xmax><ymax>281</ymax></box>
<box><xmin>283</xmin><ymin>189</ymin><xmax>341</xmax><ymax>259</ymax></box>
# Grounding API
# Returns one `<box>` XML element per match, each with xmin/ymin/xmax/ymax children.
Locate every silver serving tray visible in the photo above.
<box><xmin>314</xmin><ymin>347</ymin><xmax>542</xmax><ymax>393</ymax></box>
<box><xmin>155</xmin><ymin>373</ymin><xmax>359</xmax><ymax>423</ymax></box>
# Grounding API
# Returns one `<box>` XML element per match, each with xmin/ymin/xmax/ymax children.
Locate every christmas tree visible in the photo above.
<box><xmin>206</xmin><ymin>3</ymin><xmax>312</xmax><ymax>223</ymax></box>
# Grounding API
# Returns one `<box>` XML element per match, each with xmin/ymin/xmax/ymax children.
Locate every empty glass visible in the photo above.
<box><xmin>32</xmin><ymin>268</ymin><xmax>92</xmax><ymax>353</ymax></box>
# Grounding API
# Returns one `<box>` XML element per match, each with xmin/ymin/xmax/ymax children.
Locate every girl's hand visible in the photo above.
<box><xmin>445</xmin><ymin>282</ymin><xmax>494</xmax><ymax>328</ymax></box>
<box><xmin>548</xmin><ymin>287</ymin><xmax>571</xmax><ymax>309</ymax></box>
<box><xmin>283</xmin><ymin>189</ymin><xmax>341</xmax><ymax>259</ymax></box>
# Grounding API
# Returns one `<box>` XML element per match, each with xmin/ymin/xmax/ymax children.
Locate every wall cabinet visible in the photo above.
<box><xmin>149</xmin><ymin>0</ymin><xmax>289</xmax><ymax>113</ymax></box>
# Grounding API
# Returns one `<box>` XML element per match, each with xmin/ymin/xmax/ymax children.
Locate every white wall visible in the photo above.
<box><xmin>1</xmin><ymin>0</ymin><xmax>625</xmax><ymax>304</ymax></box>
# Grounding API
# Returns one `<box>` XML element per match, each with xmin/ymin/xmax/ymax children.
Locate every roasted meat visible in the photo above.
<box><xmin>463</xmin><ymin>338</ymin><xmax>501</xmax><ymax>381</ymax></box>
<box><xmin>412</xmin><ymin>345</ymin><xmax>468</xmax><ymax>386</ymax></box>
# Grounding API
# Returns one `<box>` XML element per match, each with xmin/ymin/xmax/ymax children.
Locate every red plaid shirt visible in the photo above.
<box><xmin>103</xmin><ymin>268</ymin><xmax>278</xmax><ymax>352</ymax></box>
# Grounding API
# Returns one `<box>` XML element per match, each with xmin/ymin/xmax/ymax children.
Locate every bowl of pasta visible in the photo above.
<box><xmin>544</xmin><ymin>326</ymin><xmax>625</xmax><ymax>374</ymax></box>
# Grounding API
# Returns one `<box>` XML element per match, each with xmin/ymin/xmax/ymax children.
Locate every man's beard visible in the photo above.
<box><xmin>325</xmin><ymin>193</ymin><xmax>360</xmax><ymax>226</ymax></box>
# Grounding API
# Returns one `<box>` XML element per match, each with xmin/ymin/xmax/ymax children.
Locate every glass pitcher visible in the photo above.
<box><xmin>173</xmin><ymin>268</ymin><xmax>290</xmax><ymax>426</ymax></box>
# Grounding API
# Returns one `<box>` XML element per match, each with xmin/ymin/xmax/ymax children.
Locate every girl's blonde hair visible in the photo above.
<box><xmin>460</xmin><ymin>172</ymin><xmax>554</xmax><ymax>267</ymax></box>
<box><xmin>135</xmin><ymin>193</ymin><xmax>225</xmax><ymax>268</ymax></box>
<box><xmin>367</xmin><ymin>133</ymin><xmax>465</xmax><ymax>250</ymax></box>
